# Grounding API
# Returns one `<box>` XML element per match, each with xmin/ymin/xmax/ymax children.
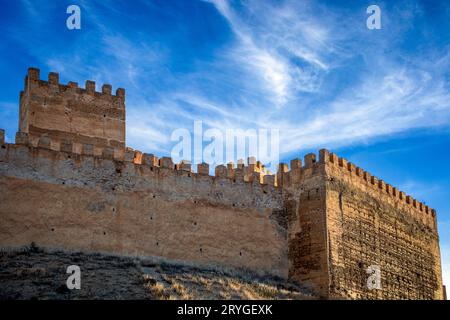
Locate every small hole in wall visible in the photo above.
<box><xmin>103</xmin><ymin>232</ymin><xmax>106</xmax><ymax>235</ymax></box>
<box><xmin>150</xmin><ymin>216</ymin><xmax>153</xmax><ymax>220</ymax></box>
<box><xmin>358</xmin><ymin>262</ymin><xmax>363</xmax><ymax>268</ymax></box>
<box><xmin>62</xmin><ymin>181</ymin><xmax>65</xmax><ymax>185</ymax></box>
<box><xmin>51</xmin><ymin>228</ymin><xmax>55</xmax><ymax>232</ymax></box>
<box><xmin>232</xmin><ymin>203</ymin><xmax>236</xmax><ymax>207</ymax></box>
<box><xmin>68</xmin><ymin>155</ymin><xmax>71</xmax><ymax>159</ymax></box>
<box><xmin>156</xmin><ymin>242</ymin><xmax>159</xmax><ymax>246</ymax></box>
<box><xmin>153</xmin><ymin>195</ymin><xmax>156</xmax><ymax>198</ymax></box>
<box><xmin>112</xmin><ymin>208</ymin><xmax>116</xmax><ymax>213</ymax></box>
<box><xmin>239</xmin><ymin>251</ymin><xmax>242</xmax><ymax>256</ymax></box>
<box><xmin>150</xmin><ymin>167</ymin><xmax>153</xmax><ymax>171</ymax></box>
<box><xmin>115</xmin><ymin>168</ymin><xmax>121</xmax><ymax>174</ymax></box>
<box><xmin>194</xmin><ymin>200</ymin><xmax>197</xmax><ymax>204</ymax></box>
<box><xmin>233</xmin><ymin>179</ymin><xmax>236</xmax><ymax>183</ymax></box>
<box><xmin>103</xmin><ymin>114</ymin><xmax>106</xmax><ymax>118</ymax></box>
<box><xmin>112</xmin><ymin>187</ymin><xmax>115</xmax><ymax>191</ymax></box>
<box><xmin>199</xmin><ymin>248</ymin><xmax>203</xmax><ymax>253</ymax></box>
<box><xmin>193</xmin><ymin>222</ymin><xmax>197</xmax><ymax>226</ymax></box>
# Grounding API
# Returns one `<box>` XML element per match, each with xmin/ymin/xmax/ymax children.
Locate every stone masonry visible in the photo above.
<box><xmin>0</xmin><ymin>68</ymin><xmax>445</xmax><ymax>299</ymax></box>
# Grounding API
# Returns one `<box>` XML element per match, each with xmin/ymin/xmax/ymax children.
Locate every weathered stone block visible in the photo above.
<box><xmin>102</xmin><ymin>84</ymin><xmax>112</xmax><ymax>95</ymax></box>
<box><xmin>177</xmin><ymin>160</ymin><xmax>191</xmax><ymax>172</ymax></box>
<box><xmin>82</xmin><ymin>144</ymin><xmax>94</xmax><ymax>156</ymax></box>
<box><xmin>28</xmin><ymin>67</ymin><xmax>40</xmax><ymax>80</ymax></box>
<box><xmin>319</xmin><ymin>149</ymin><xmax>330</xmax><ymax>164</ymax></box>
<box><xmin>338</xmin><ymin>157</ymin><xmax>347</xmax><ymax>169</ymax></box>
<box><xmin>290</xmin><ymin>158</ymin><xmax>302</xmax><ymax>169</ymax></box>
<box><xmin>215</xmin><ymin>165</ymin><xmax>227</xmax><ymax>178</ymax></box>
<box><xmin>68</xmin><ymin>81</ymin><xmax>78</xmax><ymax>88</ymax></box>
<box><xmin>102</xmin><ymin>147</ymin><xmax>114</xmax><ymax>159</ymax></box>
<box><xmin>227</xmin><ymin>162</ymin><xmax>234</xmax><ymax>178</ymax></box>
<box><xmin>304</xmin><ymin>153</ymin><xmax>316</xmax><ymax>167</ymax></box>
<box><xmin>85</xmin><ymin>80</ymin><xmax>96</xmax><ymax>94</ymax></box>
<box><xmin>15</xmin><ymin>132</ymin><xmax>29</xmax><ymax>145</ymax></box>
<box><xmin>124</xmin><ymin>148</ymin><xmax>134</xmax><ymax>162</ymax></box>
<box><xmin>38</xmin><ymin>136</ymin><xmax>51</xmax><ymax>149</ymax></box>
<box><xmin>60</xmin><ymin>139</ymin><xmax>73</xmax><ymax>153</ymax></box>
<box><xmin>263</xmin><ymin>174</ymin><xmax>275</xmax><ymax>186</ymax></box>
<box><xmin>347</xmin><ymin>162</ymin><xmax>356</xmax><ymax>173</ymax></box>
<box><xmin>159</xmin><ymin>157</ymin><xmax>174</xmax><ymax>169</ymax></box>
<box><xmin>142</xmin><ymin>153</ymin><xmax>158</xmax><ymax>167</ymax></box>
<box><xmin>197</xmin><ymin>163</ymin><xmax>209</xmax><ymax>175</ymax></box>
<box><xmin>330</xmin><ymin>153</ymin><xmax>339</xmax><ymax>165</ymax></box>
<box><xmin>133</xmin><ymin>150</ymin><xmax>143</xmax><ymax>164</ymax></box>
<box><xmin>48</xmin><ymin>72</ymin><xmax>59</xmax><ymax>85</ymax></box>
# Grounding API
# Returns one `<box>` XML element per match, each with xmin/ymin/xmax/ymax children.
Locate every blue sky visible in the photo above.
<box><xmin>0</xmin><ymin>0</ymin><xmax>449</xmax><ymax>290</ymax></box>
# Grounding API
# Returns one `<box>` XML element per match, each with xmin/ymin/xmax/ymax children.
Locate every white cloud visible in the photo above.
<box><xmin>205</xmin><ymin>0</ymin><xmax>337</xmax><ymax>106</ymax></box>
<box><xmin>11</xmin><ymin>0</ymin><xmax>450</xmax><ymax>165</ymax></box>
<box><xmin>278</xmin><ymin>68</ymin><xmax>450</xmax><ymax>153</ymax></box>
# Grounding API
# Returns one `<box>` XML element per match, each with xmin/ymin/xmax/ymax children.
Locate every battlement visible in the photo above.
<box><xmin>7</xmin><ymin>128</ymin><xmax>438</xmax><ymax>226</ymax></box>
<box><xmin>19</xmin><ymin>68</ymin><xmax>126</xmax><ymax>160</ymax></box>
<box><xmin>275</xmin><ymin>149</ymin><xmax>437</xmax><ymax>230</ymax></box>
<box><xmin>0</xmin><ymin>69</ymin><xmax>443</xmax><ymax>300</ymax></box>
<box><xmin>25</xmin><ymin>67</ymin><xmax>125</xmax><ymax>101</ymax></box>
<box><xmin>4</xmin><ymin>133</ymin><xmax>279</xmax><ymax>190</ymax></box>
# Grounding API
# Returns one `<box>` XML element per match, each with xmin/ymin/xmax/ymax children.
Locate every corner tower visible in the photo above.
<box><xmin>281</xmin><ymin>149</ymin><xmax>444</xmax><ymax>299</ymax></box>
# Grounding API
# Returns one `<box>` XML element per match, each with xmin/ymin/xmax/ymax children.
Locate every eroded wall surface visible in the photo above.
<box><xmin>323</xmin><ymin>151</ymin><xmax>443</xmax><ymax>299</ymax></box>
<box><xmin>280</xmin><ymin>155</ymin><xmax>330</xmax><ymax>297</ymax></box>
<box><xmin>0</xmin><ymin>143</ymin><xmax>288</xmax><ymax>277</ymax></box>
<box><xmin>0</xmin><ymin>68</ymin><xmax>445</xmax><ymax>299</ymax></box>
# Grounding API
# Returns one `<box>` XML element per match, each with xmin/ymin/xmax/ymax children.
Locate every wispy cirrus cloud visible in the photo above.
<box><xmin>3</xmin><ymin>0</ymin><xmax>450</xmax><ymax>296</ymax></box>
<box><xmin>195</xmin><ymin>0</ymin><xmax>450</xmax><ymax>156</ymax></box>
<box><xmin>4</xmin><ymin>0</ymin><xmax>450</xmax><ymax>159</ymax></box>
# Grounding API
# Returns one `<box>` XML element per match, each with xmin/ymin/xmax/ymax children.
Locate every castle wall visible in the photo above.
<box><xmin>322</xmin><ymin>151</ymin><xmax>443</xmax><ymax>299</ymax></box>
<box><xmin>0</xmin><ymin>142</ymin><xmax>288</xmax><ymax>277</ymax></box>
<box><xmin>18</xmin><ymin>68</ymin><xmax>125</xmax><ymax>158</ymax></box>
<box><xmin>0</xmin><ymin>69</ymin><xmax>445</xmax><ymax>299</ymax></box>
<box><xmin>280</xmin><ymin>155</ymin><xmax>330</xmax><ymax>297</ymax></box>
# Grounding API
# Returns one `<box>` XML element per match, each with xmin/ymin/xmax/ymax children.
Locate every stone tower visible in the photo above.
<box><xmin>17</xmin><ymin>67</ymin><xmax>126</xmax><ymax>158</ymax></box>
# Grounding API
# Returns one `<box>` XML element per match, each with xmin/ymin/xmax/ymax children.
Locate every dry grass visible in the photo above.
<box><xmin>0</xmin><ymin>245</ymin><xmax>316</xmax><ymax>300</ymax></box>
<box><xmin>139</xmin><ymin>262</ymin><xmax>314</xmax><ymax>300</ymax></box>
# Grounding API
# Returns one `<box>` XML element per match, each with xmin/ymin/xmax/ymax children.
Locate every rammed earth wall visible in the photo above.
<box><xmin>0</xmin><ymin>68</ymin><xmax>444</xmax><ymax>299</ymax></box>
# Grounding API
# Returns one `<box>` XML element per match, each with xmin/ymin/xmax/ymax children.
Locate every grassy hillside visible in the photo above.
<box><xmin>0</xmin><ymin>245</ymin><xmax>316</xmax><ymax>300</ymax></box>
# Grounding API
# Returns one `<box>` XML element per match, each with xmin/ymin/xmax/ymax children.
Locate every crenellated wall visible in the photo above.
<box><xmin>0</xmin><ymin>68</ymin><xmax>445</xmax><ymax>299</ymax></box>
<box><xmin>273</xmin><ymin>149</ymin><xmax>443</xmax><ymax>299</ymax></box>
<box><xmin>320</xmin><ymin>149</ymin><xmax>443</xmax><ymax>299</ymax></box>
<box><xmin>18</xmin><ymin>68</ymin><xmax>126</xmax><ymax>159</ymax></box>
<box><xmin>0</xmin><ymin>140</ymin><xmax>287</xmax><ymax>277</ymax></box>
